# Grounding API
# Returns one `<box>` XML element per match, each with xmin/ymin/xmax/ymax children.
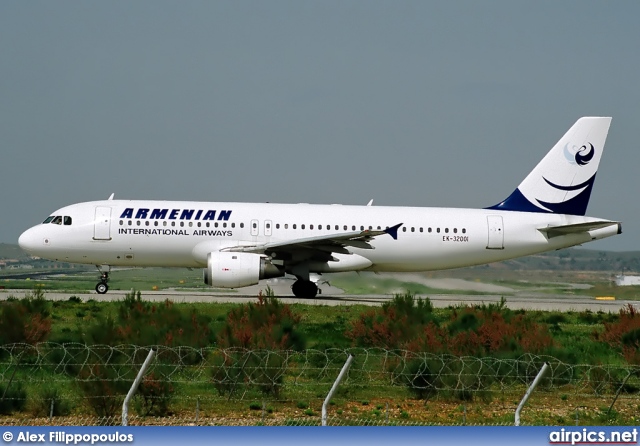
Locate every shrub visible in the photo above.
<box><xmin>0</xmin><ymin>289</ymin><xmax>51</xmax><ymax>345</ymax></box>
<box><xmin>31</xmin><ymin>385</ymin><xmax>72</xmax><ymax>417</ymax></box>
<box><xmin>346</xmin><ymin>292</ymin><xmax>437</xmax><ymax>348</ymax></box>
<box><xmin>134</xmin><ymin>372</ymin><xmax>174</xmax><ymax>417</ymax></box>
<box><xmin>84</xmin><ymin>290</ymin><xmax>213</xmax><ymax>350</ymax></box>
<box><xmin>216</xmin><ymin>292</ymin><xmax>305</xmax><ymax>350</ymax></box>
<box><xmin>0</xmin><ymin>382</ymin><xmax>27</xmax><ymax>415</ymax></box>
<box><xmin>597</xmin><ymin>304</ymin><xmax>640</xmax><ymax>364</ymax></box>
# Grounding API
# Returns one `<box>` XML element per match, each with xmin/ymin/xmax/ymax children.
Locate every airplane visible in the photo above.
<box><xmin>18</xmin><ymin>117</ymin><xmax>621</xmax><ymax>299</ymax></box>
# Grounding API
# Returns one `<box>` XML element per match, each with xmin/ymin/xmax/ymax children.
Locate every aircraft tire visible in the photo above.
<box><xmin>291</xmin><ymin>280</ymin><xmax>318</xmax><ymax>299</ymax></box>
<box><xmin>96</xmin><ymin>283</ymin><xmax>109</xmax><ymax>294</ymax></box>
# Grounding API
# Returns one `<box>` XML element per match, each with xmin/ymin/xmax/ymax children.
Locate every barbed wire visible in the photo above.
<box><xmin>1</xmin><ymin>343</ymin><xmax>638</xmax><ymax>392</ymax></box>
<box><xmin>0</xmin><ymin>343</ymin><xmax>638</xmax><ymax>425</ymax></box>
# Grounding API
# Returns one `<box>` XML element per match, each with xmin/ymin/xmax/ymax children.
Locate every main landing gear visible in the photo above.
<box><xmin>291</xmin><ymin>279</ymin><xmax>318</xmax><ymax>299</ymax></box>
<box><xmin>95</xmin><ymin>266</ymin><xmax>110</xmax><ymax>294</ymax></box>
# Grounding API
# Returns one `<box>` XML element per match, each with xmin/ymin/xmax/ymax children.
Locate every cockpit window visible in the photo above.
<box><xmin>51</xmin><ymin>216</ymin><xmax>63</xmax><ymax>225</ymax></box>
<box><xmin>64</xmin><ymin>216</ymin><xmax>72</xmax><ymax>225</ymax></box>
<box><xmin>43</xmin><ymin>216</ymin><xmax>54</xmax><ymax>224</ymax></box>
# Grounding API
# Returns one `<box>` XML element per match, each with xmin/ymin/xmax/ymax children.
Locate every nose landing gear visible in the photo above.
<box><xmin>95</xmin><ymin>266</ymin><xmax>110</xmax><ymax>294</ymax></box>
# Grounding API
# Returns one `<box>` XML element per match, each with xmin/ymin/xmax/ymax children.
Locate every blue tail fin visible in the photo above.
<box><xmin>487</xmin><ymin>117</ymin><xmax>611</xmax><ymax>216</ymax></box>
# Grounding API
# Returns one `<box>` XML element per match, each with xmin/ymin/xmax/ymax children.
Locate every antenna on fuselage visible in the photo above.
<box><xmin>108</xmin><ymin>193</ymin><xmax>115</xmax><ymax>200</ymax></box>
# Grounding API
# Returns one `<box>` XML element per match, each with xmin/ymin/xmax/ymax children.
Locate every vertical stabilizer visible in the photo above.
<box><xmin>488</xmin><ymin>117</ymin><xmax>611</xmax><ymax>216</ymax></box>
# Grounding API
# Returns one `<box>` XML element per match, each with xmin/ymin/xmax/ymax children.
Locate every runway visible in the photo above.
<box><xmin>0</xmin><ymin>287</ymin><xmax>632</xmax><ymax>313</ymax></box>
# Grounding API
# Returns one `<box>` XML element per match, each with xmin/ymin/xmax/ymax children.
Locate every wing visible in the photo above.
<box><xmin>222</xmin><ymin>223</ymin><xmax>403</xmax><ymax>261</ymax></box>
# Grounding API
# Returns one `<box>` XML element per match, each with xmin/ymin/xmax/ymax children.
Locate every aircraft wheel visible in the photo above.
<box><xmin>291</xmin><ymin>280</ymin><xmax>318</xmax><ymax>299</ymax></box>
<box><xmin>96</xmin><ymin>282</ymin><xmax>109</xmax><ymax>294</ymax></box>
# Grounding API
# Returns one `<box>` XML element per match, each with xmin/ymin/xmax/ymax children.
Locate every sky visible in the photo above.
<box><xmin>1</xmin><ymin>1</ymin><xmax>639</xmax><ymax>251</ymax></box>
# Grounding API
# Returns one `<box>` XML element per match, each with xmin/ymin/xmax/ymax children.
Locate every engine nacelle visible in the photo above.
<box><xmin>203</xmin><ymin>252</ymin><xmax>284</xmax><ymax>288</ymax></box>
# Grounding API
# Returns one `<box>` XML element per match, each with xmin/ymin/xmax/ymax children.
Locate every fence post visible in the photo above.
<box><xmin>122</xmin><ymin>348</ymin><xmax>156</xmax><ymax>427</ymax></box>
<box><xmin>49</xmin><ymin>399</ymin><xmax>54</xmax><ymax>421</ymax></box>
<box><xmin>322</xmin><ymin>354</ymin><xmax>354</xmax><ymax>426</ymax></box>
<box><xmin>608</xmin><ymin>371</ymin><xmax>631</xmax><ymax>416</ymax></box>
<box><xmin>515</xmin><ymin>362</ymin><xmax>549</xmax><ymax>426</ymax></box>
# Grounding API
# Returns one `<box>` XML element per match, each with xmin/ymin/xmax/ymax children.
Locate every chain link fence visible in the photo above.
<box><xmin>0</xmin><ymin>343</ymin><xmax>638</xmax><ymax>426</ymax></box>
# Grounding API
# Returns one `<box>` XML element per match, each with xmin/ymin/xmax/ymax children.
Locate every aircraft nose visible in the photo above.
<box><xmin>18</xmin><ymin>227</ymin><xmax>43</xmax><ymax>254</ymax></box>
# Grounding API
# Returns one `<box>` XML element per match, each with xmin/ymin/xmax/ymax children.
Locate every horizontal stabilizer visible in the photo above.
<box><xmin>538</xmin><ymin>221</ymin><xmax>621</xmax><ymax>238</ymax></box>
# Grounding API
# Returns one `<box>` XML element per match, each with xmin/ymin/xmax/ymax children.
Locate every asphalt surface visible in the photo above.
<box><xmin>0</xmin><ymin>286</ymin><xmax>632</xmax><ymax>312</ymax></box>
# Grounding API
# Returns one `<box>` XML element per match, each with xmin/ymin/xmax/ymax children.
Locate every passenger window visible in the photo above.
<box><xmin>343</xmin><ymin>225</ymin><xmax>347</xmax><ymax>230</ymax></box>
<box><xmin>360</xmin><ymin>226</ymin><xmax>364</xmax><ymax>230</ymax></box>
<box><xmin>462</xmin><ymin>228</ymin><xmax>466</xmax><ymax>234</ymax></box>
<box><xmin>137</xmin><ymin>221</ymin><xmax>141</xmax><ymax>226</ymax></box>
<box><xmin>215</xmin><ymin>222</ymin><xmax>219</xmax><ymax>228</ymax></box>
<box><xmin>276</xmin><ymin>224</ymin><xmax>280</xmax><ymax>229</ymax></box>
<box><xmin>284</xmin><ymin>224</ymin><xmax>288</xmax><ymax>229</ymax></box>
<box><xmin>223</xmin><ymin>223</ymin><xmax>227</xmax><ymax>228</ymax></box>
<box><xmin>180</xmin><ymin>222</ymin><xmax>184</xmax><ymax>227</ymax></box>
<box><xmin>318</xmin><ymin>225</ymin><xmax>322</xmax><ymax>230</ymax></box>
<box><xmin>240</xmin><ymin>223</ymin><xmax>244</xmax><ymax>228</ymax></box>
<box><xmin>419</xmin><ymin>228</ymin><xmax>423</xmax><ymax>233</ymax></box>
<box><xmin>64</xmin><ymin>216</ymin><xmax>72</xmax><ymax>225</ymax></box>
<box><xmin>301</xmin><ymin>224</ymin><xmax>305</xmax><ymax>229</ymax></box>
<box><xmin>197</xmin><ymin>222</ymin><xmax>201</xmax><ymax>227</ymax></box>
<box><xmin>265</xmin><ymin>223</ymin><xmax>270</xmax><ymax>229</ymax></box>
<box><xmin>155</xmin><ymin>221</ymin><xmax>159</xmax><ymax>227</ymax></box>
<box><xmin>252</xmin><ymin>222</ymin><xmax>257</xmax><ymax>229</ymax></box>
<box><xmin>402</xmin><ymin>227</ymin><xmax>407</xmax><ymax>232</ymax></box>
<box><xmin>163</xmin><ymin>221</ymin><xmax>168</xmax><ymax>227</ymax></box>
<box><xmin>145</xmin><ymin>221</ymin><xmax>150</xmax><ymax>226</ymax></box>
<box><xmin>335</xmin><ymin>225</ymin><xmax>339</xmax><ymax>230</ymax></box>
<box><xmin>205</xmin><ymin>222</ymin><xmax>209</xmax><ymax>228</ymax></box>
<box><xmin>231</xmin><ymin>223</ymin><xmax>235</xmax><ymax>228</ymax></box>
<box><xmin>411</xmin><ymin>227</ymin><xmax>415</xmax><ymax>232</ymax></box>
<box><xmin>171</xmin><ymin>222</ymin><xmax>175</xmax><ymax>227</ymax></box>
<box><xmin>310</xmin><ymin>224</ymin><xmax>314</xmax><ymax>230</ymax></box>
<box><xmin>428</xmin><ymin>228</ymin><xmax>432</xmax><ymax>233</ymax></box>
<box><xmin>43</xmin><ymin>216</ymin><xmax>54</xmax><ymax>224</ymax></box>
<box><xmin>293</xmin><ymin>224</ymin><xmax>297</xmax><ymax>229</ymax></box>
<box><xmin>377</xmin><ymin>226</ymin><xmax>381</xmax><ymax>230</ymax></box>
<box><xmin>453</xmin><ymin>228</ymin><xmax>457</xmax><ymax>233</ymax></box>
<box><xmin>119</xmin><ymin>220</ymin><xmax>123</xmax><ymax>226</ymax></box>
<box><xmin>352</xmin><ymin>225</ymin><xmax>356</xmax><ymax>231</ymax></box>
<box><xmin>445</xmin><ymin>228</ymin><xmax>449</xmax><ymax>233</ymax></box>
<box><xmin>437</xmin><ymin>228</ymin><xmax>440</xmax><ymax>233</ymax></box>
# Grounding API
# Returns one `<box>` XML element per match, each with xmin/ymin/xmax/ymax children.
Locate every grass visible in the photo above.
<box><xmin>2</xmin><ymin>269</ymin><xmax>640</xmax><ymax>424</ymax></box>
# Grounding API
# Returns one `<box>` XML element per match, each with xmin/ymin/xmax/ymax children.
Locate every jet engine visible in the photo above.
<box><xmin>203</xmin><ymin>252</ymin><xmax>283</xmax><ymax>288</ymax></box>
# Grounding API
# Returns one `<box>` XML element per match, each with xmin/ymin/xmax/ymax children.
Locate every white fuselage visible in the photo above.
<box><xmin>18</xmin><ymin>199</ymin><xmax>619</xmax><ymax>273</ymax></box>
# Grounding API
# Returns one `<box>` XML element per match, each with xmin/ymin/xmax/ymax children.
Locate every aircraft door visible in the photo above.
<box><xmin>94</xmin><ymin>207</ymin><xmax>112</xmax><ymax>240</ymax></box>
<box><xmin>250</xmin><ymin>219</ymin><xmax>259</xmax><ymax>237</ymax></box>
<box><xmin>264</xmin><ymin>220</ymin><xmax>272</xmax><ymax>237</ymax></box>
<box><xmin>486</xmin><ymin>215</ymin><xmax>504</xmax><ymax>249</ymax></box>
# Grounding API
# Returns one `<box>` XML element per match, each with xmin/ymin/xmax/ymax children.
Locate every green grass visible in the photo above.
<box><xmin>0</xmin><ymin>296</ymin><xmax>638</xmax><ymax>424</ymax></box>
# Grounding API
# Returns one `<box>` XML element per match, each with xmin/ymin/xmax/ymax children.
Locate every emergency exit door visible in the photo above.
<box><xmin>486</xmin><ymin>215</ymin><xmax>504</xmax><ymax>249</ymax></box>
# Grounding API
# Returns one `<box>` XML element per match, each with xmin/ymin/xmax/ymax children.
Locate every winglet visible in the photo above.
<box><xmin>384</xmin><ymin>223</ymin><xmax>403</xmax><ymax>240</ymax></box>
